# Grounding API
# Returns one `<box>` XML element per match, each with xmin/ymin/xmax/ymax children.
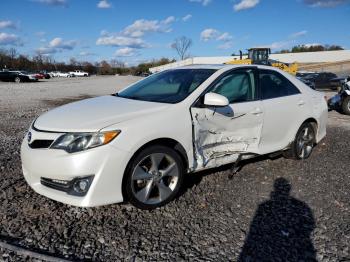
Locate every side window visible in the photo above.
<box><xmin>326</xmin><ymin>73</ymin><xmax>335</xmax><ymax>79</ymax></box>
<box><xmin>259</xmin><ymin>70</ymin><xmax>300</xmax><ymax>99</ymax></box>
<box><xmin>209</xmin><ymin>69</ymin><xmax>256</xmax><ymax>103</ymax></box>
<box><xmin>189</xmin><ymin>71</ymin><xmax>214</xmax><ymax>93</ymax></box>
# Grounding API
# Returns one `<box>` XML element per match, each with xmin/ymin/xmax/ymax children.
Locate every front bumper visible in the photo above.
<box><xmin>21</xmin><ymin>128</ymin><xmax>131</xmax><ymax>207</ymax></box>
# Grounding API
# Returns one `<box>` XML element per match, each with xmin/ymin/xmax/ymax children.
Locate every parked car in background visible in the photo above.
<box><xmin>69</xmin><ymin>70</ymin><xmax>89</xmax><ymax>77</ymax></box>
<box><xmin>0</xmin><ymin>71</ymin><xmax>32</xmax><ymax>82</ymax></box>
<box><xmin>141</xmin><ymin>72</ymin><xmax>151</xmax><ymax>77</ymax></box>
<box><xmin>39</xmin><ymin>71</ymin><xmax>51</xmax><ymax>79</ymax></box>
<box><xmin>302</xmin><ymin>72</ymin><xmax>338</xmax><ymax>90</ymax></box>
<box><xmin>56</xmin><ymin>72</ymin><xmax>74</xmax><ymax>77</ymax></box>
<box><xmin>135</xmin><ymin>71</ymin><xmax>151</xmax><ymax>77</ymax></box>
<box><xmin>21</xmin><ymin>65</ymin><xmax>327</xmax><ymax>210</ymax></box>
<box><xmin>296</xmin><ymin>76</ymin><xmax>315</xmax><ymax>89</ymax></box>
<box><xmin>49</xmin><ymin>71</ymin><xmax>59</xmax><ymax>77</ymax></box>
<box><xmin>11</xmin><ymin>71</ymin><xmax>38</xmax><ymax>82</ymax></box>
<box><xmin>296</xmin><ymin>71</ymin><xmax>315</xmax><ymax>78</ymax></box>
<box><xmin>33</xmin><ymin>72</ymin><xmax>44</xmax><ymax>79</ymax></box>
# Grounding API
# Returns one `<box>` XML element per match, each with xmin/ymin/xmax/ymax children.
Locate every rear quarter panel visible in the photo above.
<box><xmin>284</xmin><ymin>72</ymin><xmax>327</xmax><ymax>143</ymax></box>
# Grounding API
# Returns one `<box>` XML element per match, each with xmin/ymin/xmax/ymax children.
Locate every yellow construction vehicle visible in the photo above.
<box><xmin>226</xmin><ymin>47</ymin><xmax>298</xmax><ymax>75</ymax></box>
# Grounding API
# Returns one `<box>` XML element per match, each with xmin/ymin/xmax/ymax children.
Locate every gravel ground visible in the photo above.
<box><xmin>0</xmin><ymin>77</ymin><xmax>349</xmax><ymax>261</ymax></box>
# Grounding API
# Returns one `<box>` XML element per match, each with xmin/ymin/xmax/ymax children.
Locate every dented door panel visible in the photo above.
<box><xmin>191</xmin><ymin>101</ymin><xmax>264</xmax><ymax>170</ymax></box>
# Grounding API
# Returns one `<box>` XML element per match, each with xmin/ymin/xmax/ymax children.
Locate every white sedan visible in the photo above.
<box><xmin>69</xmin><ymin>70</ymin><xmax>89</xmax><ymax>77</ymax></box>
<box><xmin>56</xmin><ymin>72</ymin><xmax>73</xmax><ymax>78</ymax></box>
<box><xmin>21</xmin><ymin>65</ymin><xmax>327</xmax><ymax>209</ymax></box>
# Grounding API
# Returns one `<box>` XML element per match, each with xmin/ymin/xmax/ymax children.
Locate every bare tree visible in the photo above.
<box><xmin>110</xmin><ymin>59</ymin><xmax>125</xmax><ymax>68</ymax></box>
<box><xmin>171</xmin><ymin>36</ymin><xmax>192</xmax><ymax>60</ymax></box>
<box><xmin>33</xmin><ymin>54</ymin><xmax>44</xmax><ymax>71</ymax></box>
<box><xmin>99</xmin><ymin>60</ymin><xmax>113</xmax><ymax>75</ymax></box>
<box><xmin>8</xmin><ymin>48</ymin><xmax>17</xmax><ymax>60</ymax></box>
<box><xmin>8</xmin><ymin>48</ymin><xmax>17</xmax><ymax>68</ymax></box>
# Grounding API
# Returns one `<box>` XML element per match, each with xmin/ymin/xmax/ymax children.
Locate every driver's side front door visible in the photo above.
<box><xmin>190</xmin><ymin>68</ymin><xmax>264</xmax><ymax>170</ymax></box>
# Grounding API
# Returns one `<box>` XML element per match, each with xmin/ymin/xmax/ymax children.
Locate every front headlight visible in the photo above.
<box><xmin>51</xmin><ymin>130</ymin><xmax>120</xmax><ymax>153</ymax></box>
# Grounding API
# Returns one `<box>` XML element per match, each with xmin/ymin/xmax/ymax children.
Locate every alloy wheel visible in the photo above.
<box><xmin>131</xmin><ymin>153</ymin><xmax>179</xmax><ymax>205</ymax></box>
<box><xmin>296</xmin><ymin>126</ymin><xmax>314</xmax><ymax>159</ymax></box>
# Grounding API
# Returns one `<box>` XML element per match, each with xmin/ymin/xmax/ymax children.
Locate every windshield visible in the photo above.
<box><xmin>117</xmin><ymin>69</ymin><xmax>216</xmax><ymax>103</ymax></box>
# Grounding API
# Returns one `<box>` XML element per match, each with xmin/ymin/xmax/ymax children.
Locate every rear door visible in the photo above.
<box><xmin>258</xmin><ymin>69</ymin><xmax>310</xmax><ymax>153</ymax></box>
<box><xmin>191</xmin><ymin>68</ymin><xmax>264</xmax><ymax>170</ymax></box>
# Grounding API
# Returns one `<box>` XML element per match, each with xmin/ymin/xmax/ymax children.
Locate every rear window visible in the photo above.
<box><xmin>260</xmin><ymin>70</ymin><xmax>300</xmax><ymax>99</ymax></box>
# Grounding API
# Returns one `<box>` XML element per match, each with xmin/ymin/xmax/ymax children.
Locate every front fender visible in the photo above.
<box><xmin>100</xmin><ymin>107</ymin><xmax>195</xmax><ymax>170</ymax></box>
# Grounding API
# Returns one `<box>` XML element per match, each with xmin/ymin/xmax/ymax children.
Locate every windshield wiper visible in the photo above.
<box><xmin>117</xmin><ymin>94</ymin><xmax>143</xmax><ymax>101</ymax></box>
<box><xmin>112</xmin><ymin>93</ymin><xmax>174</xmax><ymax>103</ymax></box>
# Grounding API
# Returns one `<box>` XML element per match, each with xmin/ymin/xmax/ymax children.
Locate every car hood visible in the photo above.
<box><xmin>34</xmin><ymin>95</ymin><xmax>170</xmax><ymax>132</ymax></box>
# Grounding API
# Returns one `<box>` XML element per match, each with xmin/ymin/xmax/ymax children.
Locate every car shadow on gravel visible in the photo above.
<box><xmin>238</xmin><ymin>178</ymin><xmax>316</xmax><ymax>261</ymax></box>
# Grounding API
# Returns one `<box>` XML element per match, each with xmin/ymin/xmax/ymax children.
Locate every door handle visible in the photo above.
<box><xmin>298</xmin><ymin>100</ymin><xmax>305</xmax><ymax>106</ymax></box>
<box><xmin>251</xmin><ymin>108</ymin><xmax>263</xmax><ymax>115</ymax></box>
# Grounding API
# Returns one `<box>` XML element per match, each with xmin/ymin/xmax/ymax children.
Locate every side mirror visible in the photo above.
<box><xmin>203</xmin><ymin>92</ymin><xmax>229</xmax><ymax>107</ymax></box>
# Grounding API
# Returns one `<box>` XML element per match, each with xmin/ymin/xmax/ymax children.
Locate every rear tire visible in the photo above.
<box><xmin>14</xmin><ymin>77</ymin><xmax>21</xmax><ymax>83</ymax></box>
<box><xmin>341</xmin><ymin>96</ymin><xmax>350</xmax><ymax>115</ymax></box>
<box><xmin>283</xmin><ymin>122</ymin><xmax>316</xmax><ymax>160</ymax></box>
<box><xmin>123</xmin><ymin>145</ymin><xmax>185</xmax><ymax>210</ymax></box>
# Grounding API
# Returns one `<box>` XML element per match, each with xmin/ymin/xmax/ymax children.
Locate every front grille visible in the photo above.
<box><xmin>29</xmin><ymin>140</ymin><xmax>54</xmax><ymax>149</ymax></box>
<box><xmin>40</xmin><ymin>177</ymin><xmax>71</xmax><ymax>192</ymax></box>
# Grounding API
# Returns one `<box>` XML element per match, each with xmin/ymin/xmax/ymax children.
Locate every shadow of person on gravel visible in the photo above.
<box><xmin>238</xmin><ymin>178</ymin><xmax>316</xmax><ymax>262</ymax></box>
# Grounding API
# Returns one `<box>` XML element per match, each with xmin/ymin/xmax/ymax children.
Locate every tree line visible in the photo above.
<box><xmin>0</xmin><ymin>48</ymin><xmax>175</xmax><ymax>75</ymax></box>
<box><xmin>279</xmin><ymin>44</ymin><xmax>344</xmax><ymax>54</ymax></box>
<box><xmin>0</xmin><ymin>37</ymin><xmax>192</xmax><ymax>75</ymax></box>
<box><xmin>1</xmin><ymin>41</ymin><xmax>344</xmax><ymax>74</ymax></box>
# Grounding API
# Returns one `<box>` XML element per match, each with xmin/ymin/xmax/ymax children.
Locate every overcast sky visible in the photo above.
<box><xmin>0</xmin><ymin>0</ymin><xmax>349</xmax><ymax>65</ymax></box>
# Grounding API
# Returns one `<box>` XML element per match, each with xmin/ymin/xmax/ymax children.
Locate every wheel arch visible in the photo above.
<box><xmin>121</xmin><ymin>137</ymin><xmax>189</xmax><ymax>201</ymax></box>
<box><xmin>302</xmin><ymin>117</ymin><xmax>318</xmax><ymax>138</ymax></box>
<box><xmin>128</xmin><ymin>138</ymin><xmax>189</xmax><ymax>170</ymax></box>
<box><xmin>283</xmin><ymin>117</ymin><xmax>319</xmax><ymax>159</ymax></box>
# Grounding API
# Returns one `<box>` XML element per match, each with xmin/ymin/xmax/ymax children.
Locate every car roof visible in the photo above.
<box><xmin>176</xmin><ymin>64</ymin><xmax>245</xmax><ymax>70</ymax></box>
<box><xmin>176</xmin><ymin>64</ymin><xmax>281</xmax><ymax>71</ymax></box>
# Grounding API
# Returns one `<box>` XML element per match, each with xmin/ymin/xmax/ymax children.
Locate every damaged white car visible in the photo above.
<box><xmin>21</xmin><ymin>65</ymin><xmax>327</xmax><ymax>209</ymax></box>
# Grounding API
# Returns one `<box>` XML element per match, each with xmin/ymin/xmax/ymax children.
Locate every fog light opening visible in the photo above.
<box><xmin>70</xmin><ymin>176</ymin><xmax>94</xmax><ymax>196</ymax></box>
<box><xmin>74</xmin><ymin>179</ymin><xmax>89</xmax><ymax>192</ymax></box>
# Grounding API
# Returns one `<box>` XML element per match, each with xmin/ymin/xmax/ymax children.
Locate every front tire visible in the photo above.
<box><xmin>283</xmin><ymin>122</ymin><xmax>316</xmax><ymax>160</ymax></box>
<box><xmin>123</xmin><ymin>145</ymin><xmax>185</xmax><ymax>210</ymax></box>
<box><xmin>14</xmin><ymin>77</ymin><xmax>21</xmax><ymax>83</ymax></box>
<box><xmin>341</xmin><ymin>96</ymin><xmax>350</xmax><ymax>115</ymax></box>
